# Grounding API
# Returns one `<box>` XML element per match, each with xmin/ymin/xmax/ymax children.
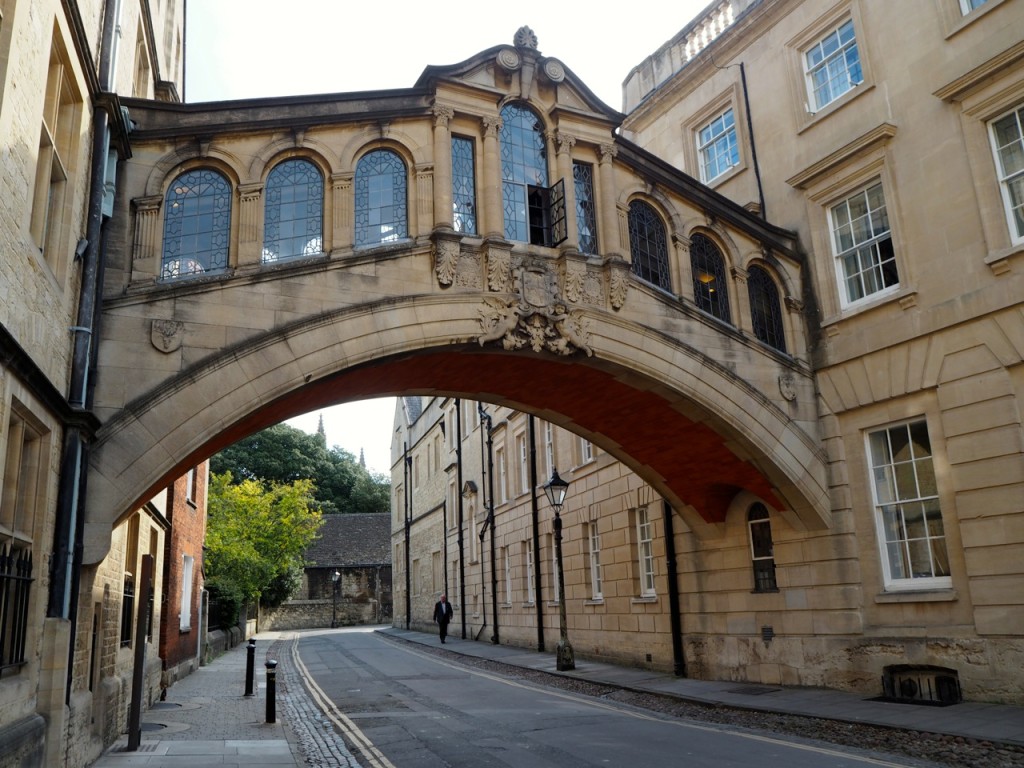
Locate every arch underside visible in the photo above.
<box><xmin>84</xmin><ymin>295</ymin><xmax>829</xmax><ymax>563</ymax></box>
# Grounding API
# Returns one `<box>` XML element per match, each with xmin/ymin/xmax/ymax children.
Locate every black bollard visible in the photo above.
<box><xmin>265</xmin><ymin>660</ymin><xmax>278</xmax><ymax>723</ymax></box>
<box><xmin>244</xmin><ymin>638</ymin><xmax>256</xmax><ymax>697</ymax></box>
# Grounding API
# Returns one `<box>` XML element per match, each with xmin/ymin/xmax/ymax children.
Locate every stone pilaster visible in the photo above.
<box><xmin>598</xmin><ymin>144</ymin><xmax>620</xmax><ymax>259</ymax></box>
<box><xmin>331</xmin><ymin>172</ymin><xmax>353</xmax><ymax>251</ymax></box>
<box><xmin>433</xmin><ymin>104</ymin><xmax>455</xmax><ymax>230</ymax></box>
<box><xmin>131</xmin><ymin>195</ymin><xmax>162</xmax><ymax>282</ymax></box>
<box><xmin>237</xmin><ymin>183</ymin><xmax>263</xmax><ymax>267</ymax></box>
<box><xmin>481</xmin><ymin>115</ymin><xmax>503</xmax><ymax>239</ymax></box>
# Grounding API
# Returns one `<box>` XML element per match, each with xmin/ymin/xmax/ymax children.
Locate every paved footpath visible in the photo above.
<box><xmin>91</xmin><ymin>627</ymin><xmax>1024</xmax><ymax>766</ymax></box>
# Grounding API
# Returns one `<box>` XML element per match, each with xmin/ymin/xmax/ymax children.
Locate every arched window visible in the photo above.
<box><xmin>500</xmin><ymin>103</ymin><xmax>564</xmax><ymax>246</ymax></box>
<box><xmin>263</xmin><ymin>158</ymin><xmax>323</xmax><ymax>262</ymax></box>
<box><xmin>690</xmin><ymin>233</ymin><xmax>731</xmax><ymax>323</ymax></box>
<box><xmin>161</xmin><ymin>168</ymin><xmax>231</xmax><ymax>279</ymax></box>
<box><xmin>355</xmin><ymin>149</ymin><xmax>407</xmax><ymax>246</ymax></box>
<box><xmin>627</xmin><ymin>200</ymin><xmax>671</xmax><ymax>291</ymax></box>
<box><xmin>748</xmin><ymin>503</ymin><xmax>777</xmax><ymax>592</ymax></box>
<box><xmin>748</xmin><ymin>265</ymin><xmax>787</xmax><ymax>353</ymax></box>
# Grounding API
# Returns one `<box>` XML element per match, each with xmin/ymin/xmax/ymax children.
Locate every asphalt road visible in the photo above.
<box><xmin>291</xmin><ymin>628</ymin><xmax>933</xmax><ymax>768</ymax></box>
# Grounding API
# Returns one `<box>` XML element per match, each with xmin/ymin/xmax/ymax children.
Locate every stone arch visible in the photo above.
<box><xmin>248</xmin><ymin>137</ymin><xmax>337</xmax><ymax>182</ymax></box>
<box><xmin>83</xmin><ymin>292</ymin><xmax>829</xmax><ymax>564</ymax></box>
<box><xmin>144</xmin><ymin>146</ymin><xmax>244</xmax><ymax>199</ymax></box>
<box><xmin>337</xmin><ymin>127</ymin><xmax>427</xmax><ymax>173</ymax></box>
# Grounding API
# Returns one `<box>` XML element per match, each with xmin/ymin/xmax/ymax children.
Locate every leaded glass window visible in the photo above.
<box><xmin>452</xmin><ymin>136</ymin><xmax>477</xmax><ymax>234</ymax></box>
<box><xmin>748</xmin><ymin>265</ymin><xmax>787</xmax><ymax>353</ymax></box>
<box><xmin>500</xmin><ymin>103</ymin><xmax>548</xmax><ymax>243</ymax></box>
<box><xmin>162</xmin><ymin>168</ymin><xmax>231</xmax><ymax>279</ymax></box>
<box><xmin>748</xmin><ymin>503</ymin><xmax>777</xmax><ymax>592</ymax></box>
<box><xmin>627</xmin><ymin>201</ymin><xmax>671</xmax><ymax>291</ymax></box>
<box><xmin>355</xmin><ymin>149</ymin><xmax>407</xmax><ymax>246</ymax></box>
<box><xmin>868</xmin><ymin>420</ymin><xmax>950</xmax><ymax>589</ymax></box>
<box><xmin>263</xmin><ymin>158</ymin><xmax>323</xmax><ymax>262</ymax></box>
<box><xmin>690</xmin><ymin>233</ymin><xmax>731</xmax><ymax>322</ymax></box>
<box><xmin>573</xmin><ymin>162</ymin><xmax>598</xmax><ymax>255</ymax></box>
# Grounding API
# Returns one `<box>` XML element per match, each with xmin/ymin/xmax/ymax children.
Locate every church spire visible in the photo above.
<box><xmin>316</xmin><ymin>413</ymin><xmax>326</xmax><ymax>446</ymax></box>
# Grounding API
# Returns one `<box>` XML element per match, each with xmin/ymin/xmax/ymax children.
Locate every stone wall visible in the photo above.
<box><xmin>261</xmin><ymin>598</ymin><xmax>387</xmax><ymax>631</ymax></box>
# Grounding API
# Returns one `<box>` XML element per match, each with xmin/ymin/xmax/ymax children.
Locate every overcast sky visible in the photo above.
<box><xmin>184</xmin><ymin>0</ymin><xmax>709</xmax><ymax>475</ymax></box>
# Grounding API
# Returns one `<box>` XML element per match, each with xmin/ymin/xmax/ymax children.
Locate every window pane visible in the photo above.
<box><xmin>162</xmin><ymin>169</ymin><xmax>231</xmax><ymax>279</ymax></box>
<box><xmin>748</xmin><ymin>265</ymin><xmax>786</xmax><ymax>352</ymax></box>
<box><xmin>690</xmin><ymin>233</ymin><xmax>731</xmax><ymax>322</ymax></box>
<box><xmin>573</xmin><ymin>162</ymin><xmax>598</xmax><ymax>255</ymax></box>
<box><xmin>263</xmin><ymin>159</ymin><xmax>323</xmax><ymax>262</ymax></box>
<box><xmin>500</xmin><ymin>103</ymin><xmax>547</xmax><ymax>242</ymax></box>
<box><xmin>628</xmin><ymin>201</ymin><xmax>671</xmax><ymax>291</ymax></box>
<box><xmin>452</xmin><ymin>136</ymin><xmax>477</xmax><ymax>234</ymax></box>
<box><xmin>355</xmin><ymin>149</ymin><xmax>407</xmax><ymax>246</ymax></box>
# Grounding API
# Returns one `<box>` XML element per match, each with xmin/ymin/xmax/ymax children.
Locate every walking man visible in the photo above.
<box><xmin>433</xmin><ymin>594</ymin><xmax>453</xmax><ymax>644</ymax></box>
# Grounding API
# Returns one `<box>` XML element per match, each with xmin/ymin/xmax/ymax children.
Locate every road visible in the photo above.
<box><xmin>287</xmin><ymin>628</ymin><xmax>932</xmax><ymax>768</ymax></box>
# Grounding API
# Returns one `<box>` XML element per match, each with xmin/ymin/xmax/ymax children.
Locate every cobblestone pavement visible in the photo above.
<box><xmin>269</xmin><ymin>636</ymin><xmax>363</xmax><ymax>768</ymax></box>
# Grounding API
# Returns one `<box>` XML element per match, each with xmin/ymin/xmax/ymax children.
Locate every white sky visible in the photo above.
<box><xmin>184</xmin><ymin>0</ymin><xmax>709</xmax><ymax>475</ymax></box>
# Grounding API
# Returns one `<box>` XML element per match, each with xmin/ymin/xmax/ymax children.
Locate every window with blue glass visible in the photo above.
<box><xmin>355</xmin><ymin>149</ymin><xmax>407</xmax><ymax>246</ymax></box>
<box><xmin>500</xmin><ymin>103</ymin><xmax>565</xmax><ymax>246</ymax></box>
<box><xmin>804</xmin><ymin>19</ymin><xmax>862</xmax><ymax>111</ymax></box>
<box><xmin>690</xmin><ymin>233</ymin><xmax>731</xmax><ymax>323</ymax></box>
<box><xmin>162</xmin><ymin>168</ymin><xmax>231</xmax><ymax>279</ymax></box>
<box><xmin>627</xmin><ymin>201</ymin><xmax>670</xmax><ymax>291</ymax></box>
<box><xmin>697</xmin><ymin>108</ymin><xmax>739</xmax><ymax>183</ymax></box>
<box><xmin>263</xmin><ymin>158</ymin><xmax>323</xmax><ymax>262</ymax></box>
<box><xmin>573</xmin><ymin>162</ymin><xmax>598</xmax><ymax>255</ymax></box>
<box><xmin>747</xmin><ymin>265</ymin><xmax>786</xmax><ymax>353</ymax></box>
<box><xmin>451</xmin><ymin>136</ymin><xmax>477</xmax><ymax>234</ymax></box>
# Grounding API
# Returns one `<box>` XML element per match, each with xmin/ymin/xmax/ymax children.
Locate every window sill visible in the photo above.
<box><xmin>985</xmin><ymin>242</ymin><xmax>1024</xmax><ymax>276</ymax></box>
<box><xmin>584</xmin><ymin>598</ymin><xmax>604</xmax><ymax>606</ymax></box>
<box><xmin>796</xmin><ymin>82</ymin><xmax>875</xmax><ymax>136</ymax></box>
<box><xmin>942</xmin><ymin>0</ymin><xmax>1011</xmax><ymax>39</ymax></box>
<box><xmin>821</xmin><ymin>285</ymin><xmax>918</xmax><ymax>334</ymax></box>
<box><xmin>631</xmin><ymin>595</ymin><xmax>658</xmax><ymax>605</ymax></box>
<box><xmin>875</xmin><ymin>588</ymin><xmax>957</xmax><ymax>604</ymax></box>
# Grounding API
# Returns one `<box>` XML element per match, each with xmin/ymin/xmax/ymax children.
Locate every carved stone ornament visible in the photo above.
<box><xmin>543</xmin><ymin>59</ymin><xmax>566</xmax><ymax>83</ymax></box>
<box><xmin>433</xmin><ymin>238</ymin><xmax>460</xmax><ymax>286</ymax></box>
<box><xmin>514</xmin><ymin>26</ymin><xmax>538</xmax><ymax>50</ymax></box>
<box><xmin>151</xmin><ymin>319</ymin><xmax>185</xmax><ymax>353</ymax></box>
<box><xmin>496</xmin><ymin>47</ymin><xmax>521</xmax><ymax>72</ymax></box>
<box><xmin>778</xmin><ymin>373</ymin><xmax>797</xmax><ymax>402</ymax></box>
<box><xmin>477</xmin><ymin>263</ymin><xmax>593</xmax><ymax>356</ymax></box>
<box><xmin>608</xmin><ymin>259</ymin><xmax>630</xmax><ymax>310</ymax></box>
<box><xmin>487</xmin><ymin>246</ymin><xmax>511</xmax><ymax>292</ymax></box>
<box><xmin>565</xmin><ymin>260</ymin><xmax>586</xmax><ymax>303</ymax></box>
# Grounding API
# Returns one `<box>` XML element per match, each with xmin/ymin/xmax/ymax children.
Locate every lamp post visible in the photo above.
<box><xmin>331</xmin><ymin>570</ymin><xmax>340</xmax><ymax>628</ymax></box>
<box><xmin>543</xmin><ymin>468</ymin><xmax>575</xmax><ymax>671</ymax></box>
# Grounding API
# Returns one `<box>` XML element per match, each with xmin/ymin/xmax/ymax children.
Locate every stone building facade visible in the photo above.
<box><xmin>261</xmin><ymin>512</ymin><xmax>392</xmax><ymax>631</ymax></box>
<box><xmin>617</xmin><ymin>0</ymin><xmax>1023</xmax><ymax>703</ymax></box>
<box><xmin>0</xmin><ymin>0</ymin><xmax>185</xmax><ymax>765</ymax></box>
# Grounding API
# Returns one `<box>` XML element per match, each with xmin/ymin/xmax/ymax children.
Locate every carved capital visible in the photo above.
<box><xmin>482</xmin><ymin>115</ymin><xmax>503</xmax><ymax>138</ymax></box>
<box><xmin>607</xmin><ymin>257</ymin><xmax>630</xmax><ymax>310</ymax></box>
<box><xmin>556</xmin><ymin>132</ymin><xmax>577</xmax><ymax>155</ymax></box>
<box><xmin>599</xmin><ymin>143</ymin><xmax>618</xmax><ymax>164</ymax></box>
<box><xmin>433</xmin><ymin>104</ymin><xmax>455</xmax><ymax>127</ymax></box>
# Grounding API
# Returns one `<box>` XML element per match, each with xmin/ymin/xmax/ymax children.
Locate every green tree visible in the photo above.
<box><xmin>204</xmin><ymin>472</ymin><xmax>322</xmax><ymax>626</ymax></box>
<box><xmin>212</xmin><ymin>423</ymin><xmax>390</xmax><ymax>514</ymax></box>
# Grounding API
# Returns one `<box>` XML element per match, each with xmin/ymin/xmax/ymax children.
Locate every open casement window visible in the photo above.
<box><xmin>500</xmin><ymin>103</ymin><xmax>567</xmax><ymax>248</ymax></box>
<box><xmin>867</xmin><ymin>420</ymin><xmax>951</xmax><ymax>590</ymax></box>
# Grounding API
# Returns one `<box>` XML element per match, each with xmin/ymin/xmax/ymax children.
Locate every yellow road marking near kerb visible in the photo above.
<box><xmin>288</xmin><ymin>637</ymin><xmax>397</xmax><ymax>768</ymax></box>
<box><xmin>295</xmin><ymin>634</ymin><xmax>912</xmax><ymax>768</ymax></box>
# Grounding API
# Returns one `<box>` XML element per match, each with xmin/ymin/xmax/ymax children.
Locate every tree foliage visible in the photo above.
<box><xmin>211</xmin><ymin>423</ymin><xmax>390</xmax><ymax>514</ymax></box>
<box><xmin>204</xmin><ymin>472</ymin><xmax>322</xmax><ymax>624</ymax></box>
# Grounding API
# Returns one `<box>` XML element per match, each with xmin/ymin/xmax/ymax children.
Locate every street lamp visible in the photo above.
<box><xmin>543</xmin><ymin>468</ymin><xmax>575</xmax><ymax>671</ymax></box>
<box><xmin>331</xmin><ymin>570</ymin><xmax>340</xmax><ymax>628</ymax></box>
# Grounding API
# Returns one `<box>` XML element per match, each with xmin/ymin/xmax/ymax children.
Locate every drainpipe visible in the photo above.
<box><xmin>52</xmin><ymin>0</ymin><xmax>121</xmax><ymax>707</ymax></box>
<box><xmin>455</xmin><ymin>400</ymin><xmax>466</xmax><ymax>639</ymax></box>
<box><xmin>528</xmin><ymin>416</ymin><xmax>544</xmax><ymax>652</ymax></box>
<box><xmin>739</xmin><ymin>62</ymin><xmax>765</xmax><ymax>220</ymax></box>
<box><xmin>662</xmin><ymin>500</ymin><xmax>686</xmax><ymax>676</ymax></box>
<box><xmin>479</xmin><ymin>405</ymin><xmax>498</xmax><ymax>644</ymax></box>
<box><xmin>403</xmin><ymin>442</ymin><xmax>411</xmax><ymax>629</ymax></box>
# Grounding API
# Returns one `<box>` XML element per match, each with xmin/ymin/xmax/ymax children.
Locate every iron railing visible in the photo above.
<box><xmin>0</xmin><ymin>544</ymin><xmax>33</xmax><ymax>677</ymax></box>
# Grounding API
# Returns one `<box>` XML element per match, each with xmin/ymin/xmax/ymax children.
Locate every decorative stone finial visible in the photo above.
<box><xmin>514</xmin><ymin>26</ymin><xmax>538</xmax><ymax>50</ymax></box>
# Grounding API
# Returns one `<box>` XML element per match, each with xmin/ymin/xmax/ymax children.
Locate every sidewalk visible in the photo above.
<box><xmin>89</xmin><ymin>635</ymin><xmax>304</xmax><ymax>767</ymax></box>
<box><xmin>90</xmin><ymin>626</ymin><xmax>1024</xmax><ymax>767</ymax></box>
<box><xmin>379</xmin><ymin>627</ymin><xmax>1024</xmax><ymax>748</ymax></box>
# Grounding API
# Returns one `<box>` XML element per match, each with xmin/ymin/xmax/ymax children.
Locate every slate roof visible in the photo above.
<box><xmin>305</xmin><ymin>512</ymin><xmax>392</xmax><ymax>568</ymax></box>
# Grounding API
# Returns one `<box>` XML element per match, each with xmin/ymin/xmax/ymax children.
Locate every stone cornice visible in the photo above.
<box><xmin>786</xmin><ymin>123</ymin><xmax>897</xmax><ymax>190</ymax></box>
<box><xmin>933</xmin><ymin>39</ymin><xmax>1024</xmax><ymax>103</ymax></box>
